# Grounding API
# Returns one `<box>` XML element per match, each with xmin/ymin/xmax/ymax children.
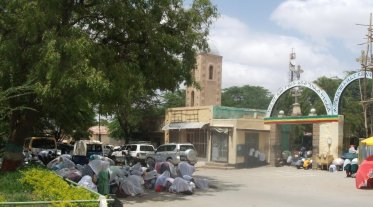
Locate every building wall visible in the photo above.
<box><xmin>91</xmin><ymin>134</ymin><xmax>125</xmax><ymax>146</ymax></box>
<box><xmin>211</xmin><ymin>119</ymin><xmax>270</xmax><ymax>166</ymax></box>
<box><xmin>186</xmin><ymin>53</ymin><xmax>222</xmax><ymax>107</ymax></box>
<box><xmin>235</xmin><ymin>130</ymin><xmax>270</xmax><ymax>165</ymax></box>
<box><xmin>164</xmin><ymin>106</ymin><xmax>213</xmax><ymax>142</ymax></box>
<box><xmin>318</xmin><ymin>116</ymin><xmax>344</xmax><ymax>158</ymax></box>
<box><xmin>164</xmin><ymin>106</ymin><xmax>271</xmax><ymax>167</ymax></box>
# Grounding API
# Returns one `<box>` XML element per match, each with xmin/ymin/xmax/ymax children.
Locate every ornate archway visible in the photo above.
<box><xmin>332</xmin><ymin>71</ymin><xmax>372</xmax><ymax>115</ymax></box>
<box><xmin>266</xmin><ymin>80</ymin><xmax>333</xmax><ymax>117</ymax></box>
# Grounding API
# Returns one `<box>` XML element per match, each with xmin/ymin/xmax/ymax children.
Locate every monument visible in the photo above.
<box><xmin>289</xmin><ymin>49</ymin><xmax>303</xmax><ymax>116</ymax></box>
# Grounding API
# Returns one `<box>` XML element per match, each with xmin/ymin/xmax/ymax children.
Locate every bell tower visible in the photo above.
<box><xmin>186</xmin><ymin>52</ymin><xmax>223</xmax><ymax>107</ymax></box>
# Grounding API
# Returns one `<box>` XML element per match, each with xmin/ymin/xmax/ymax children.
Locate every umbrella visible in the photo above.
<box><xmin>361</xmin><ymin>137</ymin><xmax>373</xmax><ymax>145</ymax></box>
<box><xmin>359</xmin><ymin>137</ymin><xmax>373</xmax><ymax>163</ymax></box>
<box><xmin>355</xmin><ymin>155</ymin><xmax>373</xmax><ymax>189</ymax></box>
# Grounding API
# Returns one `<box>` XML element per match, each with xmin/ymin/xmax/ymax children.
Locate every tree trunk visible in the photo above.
<box><xmin>1</xmin><ymin>110</ymin><xmax>36</xmax><ymax>172</ymax></box>
<box><xmin>117</xmin><ymin>110</ymin><xmax>131</xmax><ymax>144</ymax></box>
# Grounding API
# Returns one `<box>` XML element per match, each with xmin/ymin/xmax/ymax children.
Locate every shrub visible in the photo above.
<box><xmin>0</xmin><ymin>165</ymin><xmax>101</xmax><ymax>206</ymax></box>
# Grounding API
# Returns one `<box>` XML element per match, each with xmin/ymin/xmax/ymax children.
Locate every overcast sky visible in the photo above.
<box><xmin>208</xmin><ymin>0</ymin><xmax>373</xmax><ymax>93</ymax></box>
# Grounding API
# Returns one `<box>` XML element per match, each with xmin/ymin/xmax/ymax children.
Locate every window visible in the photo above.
<box><xmin>180</xmin><ymin>145</ymin><xmax>195</xmax><ymax>151</ymax></box>
<box><xmin>157</xmin><ymin>145</ymin><xmax>176</xmax><ymax>152</ymax></box>
<box><xmin>140</xmin><ymin>145</ymin><xmax>154</xmax><ymax>151</ymax></box>
<box><xmin>127</xmin><ymin>145</ymin><xmax>137</xmax><ymax>151</ymax></box>
<box><xmin>209</xmin><ymin>65</ymin><xmax>214</xmax><ymax>80</ymax></box>
<box><xmin>191</xmin><ymin>91</ymin><xmax>195</xmax><ymax>106</ymax></box>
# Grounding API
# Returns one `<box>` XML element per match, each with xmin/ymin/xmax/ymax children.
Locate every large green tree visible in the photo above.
<box><xmin>221</xmin><ymin>85</ymin><xmax>272</xmax><ymax>109</ymax></box>
<box><xmin>0</xmin><ymin>0</ymin><xmax>217</xmax><ymax>171</ymax></box>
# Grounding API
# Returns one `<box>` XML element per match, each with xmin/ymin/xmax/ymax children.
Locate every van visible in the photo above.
<box><xmin>72</xmin><ymin>140</ymin><xmax>104</xmax><ymax>165</ymax></box>
<box><xmin>23</xmin><ymin>137</ymin><xmax>59</xmax><ymax>161</ymax></box>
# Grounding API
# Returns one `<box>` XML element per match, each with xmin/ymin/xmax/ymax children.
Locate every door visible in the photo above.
<box><xmin>245</xmin><ymin>133</ymin><xmax>259</xmax><ymax>167</ymax></box>
<box><xmin>211</xmin><ymin>128</ymin><xmax>229</xmax><ymax>162</ymax></box>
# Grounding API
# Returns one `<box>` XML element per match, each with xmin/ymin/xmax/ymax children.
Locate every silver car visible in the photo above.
<box><xmin>146</xmin><ymin>143</ymin><xmax>198</xmax><ymax>166</ymax></box>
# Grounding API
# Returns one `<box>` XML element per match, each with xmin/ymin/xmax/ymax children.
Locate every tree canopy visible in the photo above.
<box><xmin>221</xmin><ymin>85</ymin><xmax>272</xmax><ymax>109</ymax></box>
<box><xmin>0</xmin><ymin>0</ymin><xmax>218</xmax><ymax>171</ymax></box>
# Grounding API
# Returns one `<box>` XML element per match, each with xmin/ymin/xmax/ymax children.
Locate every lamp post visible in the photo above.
<box><xmin>327</xmin><ymin>138</ymin><xmax>332</xmax><ymax>155</ymax></box>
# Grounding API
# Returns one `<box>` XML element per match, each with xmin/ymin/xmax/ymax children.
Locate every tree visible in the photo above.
<box><xmin>160</xmin><ymin>89</ymin><xmax>186</xmax><ymax>110</ymax></box>
<box><xmin>107</xmin><ymin>89</ymin><xmax>186</xmax><ymax>142</ymax></box>
<box><xmin>0</xmin><ymin>0</ymin><xmax>217</xmax><ymax>171</ymax></box>
<box><xmin>89</xmin><ymin>0</ymin><xmax>217</xmax><ymax>144</ymax></box>
<box><xmin>221</xmin><ymin>85</ymin><xmax>272</xmax><ymax>109</ymax></box>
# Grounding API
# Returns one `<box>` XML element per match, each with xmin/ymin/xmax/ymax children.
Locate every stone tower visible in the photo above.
<box><xmin>186</xmin><ymin>52</ymin><xmax>223</xmax><ymax>107</ymax></box>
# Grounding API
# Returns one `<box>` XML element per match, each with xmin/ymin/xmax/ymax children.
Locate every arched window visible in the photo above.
<box><xmin>209</xmin><ymin>65</ymin><xmax>213</xmax><ymax>80</ymax></box>
<box><xmin>191</xmin><ymin>91</ymin><xmax>195</xmax><ymax>106</ymax></box>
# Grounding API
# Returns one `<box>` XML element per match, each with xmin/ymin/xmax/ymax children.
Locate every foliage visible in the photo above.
<box><xmin>0</xmin><ymin>0</ymin><xmax>218</xmax><ymax>165</ymax></box>
<box><xmin>19</xmin><ymin>166</ymin><xmax>97</xmax><ymax>206</ymax></box>
<box><xmin>221</xmin><ymin>85</ymin><xmax>272</xmax><ymax>109</ymax></box>
<box><xmin>0</xmin><ymin>167</ymin><xmax>34</xmax><ymax>202</ymax></box>
<box><xmin>271</xmin><ymin>90</ymin><xmax>293</xmax><ymax>116</ymax></box>
<box><xmin>92</xmin><ymin>0</ymin><xmax>218</xmax><ymax>143</ymax></box>
<box><xmin>107</xmin><ymin>119</ymin><xmax>125</xmax><ymax>140</ymax></box>
<box><xmin>0</xmin><ymin>165</ymin><xmax>98</xmax><ymax>206</ymax></box>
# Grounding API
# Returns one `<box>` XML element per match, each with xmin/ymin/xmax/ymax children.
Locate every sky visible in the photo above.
<box><xmin>207</xmin><ymin>0</ymin><xmax>373</xmax><ymax>93</ymax></box>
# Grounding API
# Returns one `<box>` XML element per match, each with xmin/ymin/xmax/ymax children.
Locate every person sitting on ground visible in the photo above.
<box><xmin>348</xmin><ymin>145</ymin><xmax>357</xmax><ymax>154</ymax></box>
<box><xmin>343</xmin><ymin>159</ymin><xmax>352</xmax><ymax>177</ymax></box>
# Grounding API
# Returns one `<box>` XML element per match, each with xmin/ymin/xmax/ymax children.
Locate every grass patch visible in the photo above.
<box><xmin>0</xmin><ymin>164</ymin><xmax>99</xmax><ymax>206</ymax></box>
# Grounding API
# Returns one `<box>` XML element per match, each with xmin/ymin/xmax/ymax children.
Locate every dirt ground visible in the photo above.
<box><xmin>119</xmin><ymin>165</ymin><xmax>372</xmax><ymax>207</ymax></box>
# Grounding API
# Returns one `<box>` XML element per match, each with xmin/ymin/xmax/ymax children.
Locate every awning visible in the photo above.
<box><xmin>162</xmin><ymin>122</ymin><xmax>208</xmax><ymax>130</ymax></box>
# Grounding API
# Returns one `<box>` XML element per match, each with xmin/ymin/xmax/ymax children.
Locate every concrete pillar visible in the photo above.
<box><xmin>312</xmin><ymin>124</ymin><xmax>320</xmax><ymax>169</ymax></box>
<box><xmin>269</xmin><ymin>124</ymin><xmax>281</xmax><ymax>166</ymax></box>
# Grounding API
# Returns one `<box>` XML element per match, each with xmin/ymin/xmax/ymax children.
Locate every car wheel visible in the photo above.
<box><xmin>146</xmin><ymin>157</ymin><xmax>155</xmax><ymax>169</ymax></box>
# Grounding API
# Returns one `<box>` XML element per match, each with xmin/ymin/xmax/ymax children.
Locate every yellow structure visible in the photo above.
<box><xmin>186</xmin><ymin>53</ymin><xmax>222</xmax><ymax>107</ymax></box>
<box><xmin>163</xmin><ymin>51</ymin><xmax>272</xmax><ymax>167</ymax></box>
<box><xmin>163</xmin><ymin>106</ymin><xmax>270</xmax><ymax>167</ymax></box>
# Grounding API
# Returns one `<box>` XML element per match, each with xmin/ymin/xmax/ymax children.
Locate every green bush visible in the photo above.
<box><xmin>0</xmin><ymin>165</ymin><xmax>99</xmax><ymax>207</ymax></box>
<box><xmin>0</xmin><ymin>167</ymin><xmax>34</xmax><ymax>202</ymax></box>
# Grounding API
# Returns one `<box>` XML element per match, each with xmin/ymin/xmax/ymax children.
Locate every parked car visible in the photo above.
<box><xmin>109</xmin><ymin>145</ymin><xmax>128</xmax><ymax>164</ymax></box>
<box><xmin>23</xmin><ymin>137</ymin><xmax>60</xmax><ymax>163</ymax></box>
<box><xmin>103</xmin><ymin>144</ymin><xmax>114</xmax><ymax>157</ymax></box>
<box><xmin>71</xmin><ymin>140</ymin><xmax>103</xmax><ymax>165</ymax></box>
<box><xmin>57</xmin><ymin>142</ymin><xmax>74</xmax><ymax>155</ymax></box>
<box><xmin>124</xmin><ymin>143</ymin><xmax>155</xmax><ymax>166</ymax></box>
<box><xmin>146</xmin><ymin>143</ymin><xmax>198</xmax><ymax>167</ymax></box>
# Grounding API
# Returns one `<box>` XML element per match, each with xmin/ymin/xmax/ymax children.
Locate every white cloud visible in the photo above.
<box><xmin>271</xmin><ymin>0</ymin><xmax>373</xmax><ymax>51</ymax></box>
<box><xmin>210</xmin><ymin>15</ymin><xmax>346</xmax><ymax>93</ymax></box>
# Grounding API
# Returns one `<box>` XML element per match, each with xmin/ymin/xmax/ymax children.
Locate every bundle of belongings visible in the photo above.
<box><xmin>46</xmin><ymin>155</ymin><xmax>210</xmax><ymax>197</ymax></box>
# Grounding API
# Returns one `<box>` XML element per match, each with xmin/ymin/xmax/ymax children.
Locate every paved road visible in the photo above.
<box><xmin>120</xmin><ymin>166</ymin><xmax>372</xmax><ymax>207</ymax></box>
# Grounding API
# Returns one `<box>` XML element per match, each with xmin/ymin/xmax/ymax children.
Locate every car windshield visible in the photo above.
<box><xmin>140</xmin><ymin>145</ymin><xmax>154</xmax><ymax>151</ymax></box>
<box><xmin>180</xmin><ymin>145</ymin><xmax>195</xmax><ymax>151</ymax></box>
<box><xmin>31</xmin><ymin>139</ymin><xmax>55</xmax><ymax>149</ymax></box>
<box><xmin>157</xmin><ymin>145</ymin><xmax>176</xmax><ymax>152</ymax></box>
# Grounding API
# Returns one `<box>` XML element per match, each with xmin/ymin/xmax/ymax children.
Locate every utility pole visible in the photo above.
<box><xmin>357</xmin><ymin>13</ymin><xmax>373</xmax><ymax>137</ymax></box>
